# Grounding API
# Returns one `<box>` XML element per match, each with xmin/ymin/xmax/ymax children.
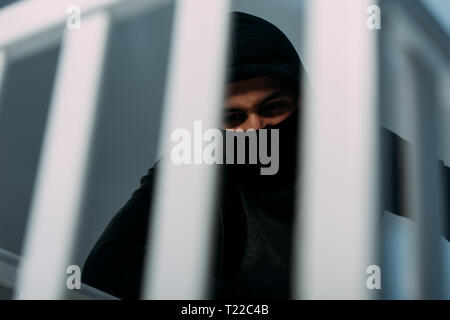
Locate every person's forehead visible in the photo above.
<box><xmin>226</xmin><ymin>76</ymin><xmax>288</xmax><ymax>97</ymax></box>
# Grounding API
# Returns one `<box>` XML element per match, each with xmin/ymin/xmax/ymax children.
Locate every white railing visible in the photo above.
<box><xmin>0</xmin><ymin>0</ymin><xmax>173</xmax><ymax>300</ymax></box>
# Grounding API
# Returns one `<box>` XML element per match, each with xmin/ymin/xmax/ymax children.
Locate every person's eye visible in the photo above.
<box><xmin>223</xmin><ymin>112</ymin><xmax>247</xmax><ymax>128</ymax></box>
<box><xmin>258</xmin><ymin>102</ymin><xmax>291</xmax><ymax>117</ymax></box>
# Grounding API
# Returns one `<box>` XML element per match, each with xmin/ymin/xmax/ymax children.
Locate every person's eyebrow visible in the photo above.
<box><xmin>224</xmin><ymin>107</ymin><xmax>245</xmax><ymax>113</ymax></box>
<box><xmin>256</xmin><ymin>90</ymin><xmax>290</xmax><ymax>107</ymax></box>
<box><xmin>225</xmin><ymin>90</ymin><xmax>290</xmax><ymax>112</ymax></box>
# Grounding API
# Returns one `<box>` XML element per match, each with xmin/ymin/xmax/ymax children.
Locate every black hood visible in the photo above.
<box><xmin>228</xmin><ymin>11</ymin><xmax>305</xmax><ymax>92</ymax></box>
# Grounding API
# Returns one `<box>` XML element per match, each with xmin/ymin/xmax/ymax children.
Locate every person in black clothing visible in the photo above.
<box><xmin>82</xmin><ymin>11</ymin><xmax>449</xmax><ymax>300</ymax></box>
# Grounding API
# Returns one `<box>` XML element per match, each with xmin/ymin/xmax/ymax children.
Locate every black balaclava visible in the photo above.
<box><xmin>221</xmin><ymin>12</ymin><xmax>305</xmax><ymax>191</ymax></box>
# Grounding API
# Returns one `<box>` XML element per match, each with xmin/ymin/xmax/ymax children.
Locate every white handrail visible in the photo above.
<box><xmin>0</xmin><ymin>0</ymin><xmax>169</xmax><ymax>59</ymax></box>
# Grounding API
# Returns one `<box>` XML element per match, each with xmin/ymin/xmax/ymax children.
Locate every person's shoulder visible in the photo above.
<box><xmin>138</xmin><ymin>160</ymin><xmax>160</xmax><ymax>189</ymax></box>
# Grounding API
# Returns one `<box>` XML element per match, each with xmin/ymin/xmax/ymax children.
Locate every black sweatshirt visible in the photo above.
<box><xmin>81</xmin><ymin>124</ymin><xmax>450</xmax><ymax>300</ymax></box>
